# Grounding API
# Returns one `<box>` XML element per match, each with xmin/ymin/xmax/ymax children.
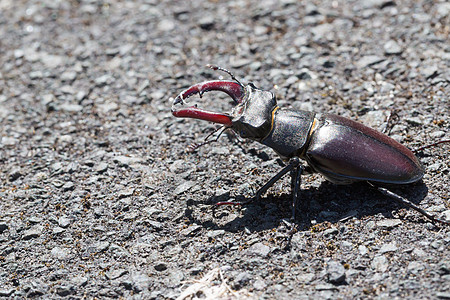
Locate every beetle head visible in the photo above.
<box><xmin>231</xmin><ymin>83</ymin><xmax>277</xmax><ymax>140</ymax></box>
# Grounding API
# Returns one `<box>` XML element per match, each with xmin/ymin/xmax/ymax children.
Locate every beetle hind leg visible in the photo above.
<box><xmin>369</xmin><ymin>182</ymin><xmax>450</xmax><ymax>225</ymax></box>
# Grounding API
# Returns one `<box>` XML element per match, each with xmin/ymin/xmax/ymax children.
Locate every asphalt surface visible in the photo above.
<box><xmin>0</xmin><ymin>0</ymin><xmax>449</xmax><ymax>299</ymax></box>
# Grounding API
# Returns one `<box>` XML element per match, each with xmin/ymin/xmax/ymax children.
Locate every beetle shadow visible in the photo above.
<box><xmin>184</xmin><ymin>180</ymin><xmax>429</xmax><ymax>233</ymax></box>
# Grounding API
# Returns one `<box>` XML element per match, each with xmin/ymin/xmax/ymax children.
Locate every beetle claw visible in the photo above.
<box><xmin>171</xmin><ymin>80</ymin><xmax>246</xmax><ymax>127</ymax></box>
<box><xmin>172</xmin><ymin>80</ymin><xmax>245</xmax><ymax>107</ymax></box>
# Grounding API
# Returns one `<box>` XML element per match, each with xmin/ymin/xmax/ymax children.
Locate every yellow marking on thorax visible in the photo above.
<box><xmin>270</xmin><ymin>106</ymin><xmax>280</xmax><ymax>131</ymax></box>
<box><xmin>308</xmin><ymin>118</ymin><xmax>318</xmax><ymax>139</ymax></box>
<box><xmin>299</xmin><ymin>117</ymin><xmax>318</xmax><ymax>158</ymax></box>
<box><xmin>260</xmin><ymin>106</ymin><xmax>279</xmax><ymax>142</ymax></box>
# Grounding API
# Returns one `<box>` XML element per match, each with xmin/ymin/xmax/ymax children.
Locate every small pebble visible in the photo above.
<box><xmin>198</xmin><ymin>15</ymin><xmax>215</xmax><ymax>30</ymax></box>
<box><xmin>60</xmin><ymin>103</ymin><xmax>83</xmax><ymax>113</ymax></box>
<box><xmin>253</xmin><ymin>279</ymin><xmax>267</xmax><ymax>290</ymax></box>
<box><xmin>247</xmin><ymin>243</ymin><xmax>271</xmax><ymax>257</ymax></box>
<box><xmin>372</xmin><ymin>255</ymin><xmax>388</xmax><ymax>272</ymax></box>
<box><xmin>357</xmin><ymin>55</ymin><xmax>385</xmax><ymax>68</ymax></box>
<box><xmin>436</xmin><ymin>292</ymin><xmax>450</xmax><ymax>300</ymax></box>
<box><xmin>173</xmin><ymin>181</ymin><xmax>196</xmax><ymax>195</ymax></box>
<box><xmin>154</xmin><ymin>262</ymin><xmax>168</xmax><ymax>272</ymax></box>
<box><xmin>23</xmin><ymin>226</ymin><xmax>43</xmax><ymax>240</ymax></box>
<box><xmin>376</xmin><ymin>219</ymin><xmax>402</xmax><ymax>229</ymax></box>
<box><xmin>51</xmin><ymin>247</ymin><xmax>70</xmax><ymax>260</ymax></box>
<box><xmin>233</xmin><ymin>272</ymin><xmax>252</xmax><ymax>288</ymax></box>
<box><xmin>384</xmin><ymin>40</ymin><xmax>402</xmax><ymax>55</ymax></box>
<box><xmin>95</xmin><ymin>162</ymin><xmax>108</xmax><ymax>173</ymax></box>
<box><xmin>62</xmin><ymin>182</ymin><xmax>75</xmax><ymax>191</ymax></box>
<box><xmin>379</xmin><ymin>243</ymin><xmax>398</xmax><ymax>254</ymax></box>
<box><xmin>61</xmin><ymin>71</ymin><xmax>77</xmax><ymax>81</ymax></box>
<box><xmin>326</xmin><ymin>261</ymin><xmax>346</xmax><ymax>285</ymax></box>
<box><xmin>58</xmin><ymin>216</ymin><xmax>71</xmax><ymax>228</ymax></box>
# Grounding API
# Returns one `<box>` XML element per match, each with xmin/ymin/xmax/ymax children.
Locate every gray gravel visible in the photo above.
<box><xmin>1</xmin><ymin>0</ymin><xmax>449</xmax><ymax>299</ymax></box>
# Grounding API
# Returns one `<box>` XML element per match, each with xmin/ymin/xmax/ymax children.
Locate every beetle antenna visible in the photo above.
<box><xmin>206</xmin><ymin>64</ymin><xmax>244</xmax><ymax>87</ymax></box>
<box><xmin>187</xmin><ymin>126</ymin><xmax>228</xmax><ymax>153</ymax></box>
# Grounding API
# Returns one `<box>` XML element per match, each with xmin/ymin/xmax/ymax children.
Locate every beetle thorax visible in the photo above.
<box><xmin>231</xmin><ymin>84</ymin><xmax>277</xmax><ymax>140</ymax></box>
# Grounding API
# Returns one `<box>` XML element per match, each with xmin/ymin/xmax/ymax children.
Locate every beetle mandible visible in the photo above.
<box><xmin>171</xmin><ymin>65</ymin><xmax>449</xmax><ymax>225</ymax></box>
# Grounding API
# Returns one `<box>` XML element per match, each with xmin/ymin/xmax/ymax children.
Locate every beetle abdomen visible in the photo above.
<box><xmin>305</xmin><ymin>114</ymin><xmax>424</xmax><ymax>184</ymax></box>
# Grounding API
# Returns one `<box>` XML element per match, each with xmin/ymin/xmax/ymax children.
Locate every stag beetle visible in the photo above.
<box><xmin>171</xmin><ymin>65</ymin><xmax>449</xmax><ymax>225</ymax></box>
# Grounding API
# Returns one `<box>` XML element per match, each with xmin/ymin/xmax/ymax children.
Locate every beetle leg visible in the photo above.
<box><xmin>290</xmin><ymin>164</ymin><xmax>305</xmax><ymax>221</ymax></box>
<box><xmin>255</xmin><ymin>157</ymin><xmax>301</xmax><ymax>201</ymax></box>
<box><xmin>279</xmin><ymin>163</ymin><xmax>305</xmax><ymax>252</ymax></box>
<box><xmin>382</xmin><ymin>109</ymin><xmax>398</xmax><ymax>135</ymax></box>
<box><xmin>215</xmin><ymin>157</ymin><xmax>301</xmax><ymax>207</ymax></box>
<box><xmin>187</xmin><ymin>127</ymin><xmax>228</xmax><ymax>153</ymax></box>
<box><xmin>413</xmin><ymin>140</ymin><xmax>450</xmax><ymax>153</ymax></box>
<box><xmin>369</xmin><ymin>182</ymin><xmax>450</xmax><ymax>225</ymax></box>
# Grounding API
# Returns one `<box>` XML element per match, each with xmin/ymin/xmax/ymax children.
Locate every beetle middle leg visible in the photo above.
<box><xmin>290</xmin><ymin>163</ymin><xmax>305</xmax><ymax>221</ymax></box>
<box><xmin>253</xmin><ymin>157</ymin><xmax>309</xmax><ymax>222</ymax></box>
<box><xmin>216</xmin><ymin>157</ymin><xmax>304</xmax><ymax>220</ymax></box>
<box><xmin>254</xmin><ymin>157</ymin><xmax>301</xmax><ymax>201</ymax></box>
